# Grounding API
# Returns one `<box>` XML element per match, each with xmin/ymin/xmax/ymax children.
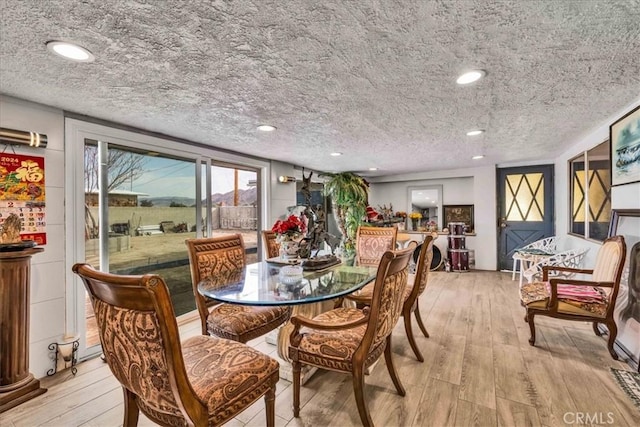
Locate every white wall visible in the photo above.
<box><xmin>369</xmin><ymin>166</ymin><xmax>497</xmax><ymax>270</ymax></box>
<box><xmin>555</xmin><ymin>98</ymin><xmax>640</xmax><ymax>365</ymax></box>
<box><xmin>0</xmin><ymin>96</ymin><xmax>66</xmax><ymax>377</ymax></box>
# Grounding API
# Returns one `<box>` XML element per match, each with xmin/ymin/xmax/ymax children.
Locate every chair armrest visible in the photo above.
<box><xmin>289</xmin><ymin>309</ymin><xmax>369</xmax><ymax>346</ymax></box>
<box><xmin>290</xmin><ymin>312</ymin><xmax>369</xmax><ymax>331</ymax></box>
<box><xmin>547</xmin><ymin>279</ymin><xmax>614</xmax><ymax>310</ymax></box>
<box><xmin>542</xmin><ymin>265</ymin><xmax>593</xmax><ymax>281</ymax></box>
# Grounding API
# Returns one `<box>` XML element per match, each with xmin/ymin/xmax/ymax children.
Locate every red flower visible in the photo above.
<box><xmin>272</xmin><ymin>214</ymin><xmax>307</xmax><ymax>237</ymax></box>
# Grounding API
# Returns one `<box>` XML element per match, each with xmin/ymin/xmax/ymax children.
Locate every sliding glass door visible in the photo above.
<box><xmin>67</xmin><ymin>119</ymin><xmax>268</xmax><ymax>357</ymax></box>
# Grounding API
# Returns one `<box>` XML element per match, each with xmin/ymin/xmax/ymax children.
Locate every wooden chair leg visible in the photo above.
<box><xmin>403</xmin><ymin>311</ymin><xmax>424</xmax><ymax>362</ymax></box>
<box><xmin>593</xmin><ymin>322</ymin><xmax>602</xmax><ymax>336</ymax></box>
<box><xmin>414</xmin><ymin>303</ymin><xmax>429</xmax><ymax>338</ymax></box>
<box><xmin>352</xmin><ymin>365</ymin><xmax>373</xmax><ymax>427</ymax></box>
<box><xmin>526</xmin><ymin>311</ymin><xmax>536</xmax><ymax>346</ymax></box>
<box><xmin>384</xmin><ymin>336</ymin><xmax>406</xmax><ymax>396</ymax></box>
<box><xmin>605</xmin><ymin>320</ymin><xmax>619</xmax><ymax>360</ymax></box>
<box><xmin>292</xmin><ymin>361</ymin><xmax>301</xmax><ymax>417</ymax></box>
<box><xmin>265</xmin><ymin>386</ymin><xmax>276</xmax><ymax>427</ymax></box>
<box><xmin>122</xmin><ymin>387</ymin><xmax>140</xmax><ymax>427</ymax></box>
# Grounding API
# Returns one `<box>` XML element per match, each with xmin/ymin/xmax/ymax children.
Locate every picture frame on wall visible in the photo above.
<box><xmin>610</xmin><ymin>105</ymin><xmax>640</xmax><ymax>187</ymax></box>
<box><xmin>607</xmin><ymin>209</ymin><xmax>640</xmax><ymax>371</ymax></box>
<box><xmin>443</xmin><ymin>204</ymin><xmax>474</xmax><ymax>233</ymax></box>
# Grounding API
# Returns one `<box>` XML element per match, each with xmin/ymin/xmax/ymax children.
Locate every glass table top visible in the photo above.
<box><xmin>197</xmin><ymin>261</ymin><xmax>377</xmax><ymax>306</ymax></box>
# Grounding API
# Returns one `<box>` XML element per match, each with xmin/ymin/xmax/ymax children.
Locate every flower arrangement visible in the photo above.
<box><xmin>409</xmin><ymin>212</ymin><xmax>422</xmax><ymax>220</ymax></box>
<box><xmin>395</xmin><ymin>211</ymin><xmax>407</xmax><ymax>219</ymax></box>
<box><xmin>272</xmin><ymin>214</ymin><xmax>307</xmax><ymax>240</ymax></box>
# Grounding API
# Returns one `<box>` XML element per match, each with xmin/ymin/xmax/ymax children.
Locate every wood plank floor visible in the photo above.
<box><xmin>4</xmin><ymin>271</ymin><xmax>639</xmax><ymax>426</ymax></box>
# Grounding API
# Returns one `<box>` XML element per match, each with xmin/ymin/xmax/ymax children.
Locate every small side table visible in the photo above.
<box><xmin>0</xmin><ymin>247</ymin><xmax>46</xmax><ymax>413</ymax></box>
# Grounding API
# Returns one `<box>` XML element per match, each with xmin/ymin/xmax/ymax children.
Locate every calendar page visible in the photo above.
<box><xmin>0</xmin><ymin>153</ymin><xmax>46</xmax><ymax>245</ymax></box>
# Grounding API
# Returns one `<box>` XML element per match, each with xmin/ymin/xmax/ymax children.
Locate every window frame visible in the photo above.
<box><xmin>568</xmin><ymin>139</ymin><xmax>611</xmax><ymax>242</ymax></box>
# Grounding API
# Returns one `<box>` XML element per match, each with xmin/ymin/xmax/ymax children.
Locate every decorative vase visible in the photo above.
<box><xmin>411</xmin><ymin>219</ymin><xmax>419</xmax><ymax>230</ymax></box>
<box><xmin>278</xmin><ymin>236</ymin><xmax>301</xmax><ymax>259</ymax></box>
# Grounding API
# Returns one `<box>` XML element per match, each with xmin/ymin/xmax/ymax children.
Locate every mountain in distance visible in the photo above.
<box><xmin>210</xmin><ymin>187</ymin><xmax>257</xmax><ymax>206</ymax></box>
<box><xmin>141</xmin><ymin>187</ymin><xmax>257</xmax><ymax>207</ymax></box>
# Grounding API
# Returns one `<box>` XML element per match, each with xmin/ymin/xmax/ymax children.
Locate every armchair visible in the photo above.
<box><xmin>346</xmin><ymin>236</ymin><xmax>433</xmax><ymax>362</ymax></box>
<box><xmin>355</xmin><ymin>226</ymin><xmax>398</xmax><ymax>267</ymax></box>
<box><xmin>288</xmin><ymin>247</ymin><xmax>413</xmax><ymax>426</ymax></box>
<box><xmin>519</xmin><ymin>236</ymin><xmax>626</xmax><ymax>360</ymax></box>
<box><xmin>72</xmin><ymin>263</ymin><xmax>279</xmax><ymax>426</ymax></box>
<box><xmin>185</xmin><ymin>234</ymin><xmax>290</xmax><ymax>342</ymax></box>
<box><xmin>262</xmin><ymin>230</ymin><xmax>280</xmax><ymax>259</ymax></box>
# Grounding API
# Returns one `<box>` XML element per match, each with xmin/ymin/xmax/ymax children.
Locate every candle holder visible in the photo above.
<box><xmin>47</xmin><ymin>336</ymin><xmax>79</xmax><ymax>376</ymax></box>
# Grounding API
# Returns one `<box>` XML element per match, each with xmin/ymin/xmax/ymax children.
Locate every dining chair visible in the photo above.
<box><xmin>354</xmin><ymin>225</ymin><xmax>398</xmax><ymax>267</ymax></box>
<box><xmin>262</xmin><ymin>230</ymin><xmax>280</xmax><ymax>259</ymax></box>
<box><xmin>72</xmin><ymin>263</ymin><xmax>279</xmax><ymax>427</ymax></box>
<box><xmin>346</xmin><ymin>236</ymin><xmax>434</xmax><ymax>362</ymax></box>
<box><xmin>519</xmin><ymin>235</ymin><xmax>626</xmax><ymax>360</ymax></box>
<box><xmin>185</xmin><ymin>234</ymin><xmax>290</xmax><ymax>343</ymax></box>
<box><xmin>289</xmin><ymin>246</ymin><xmax>414</xmax><ymax>427</ymax></box>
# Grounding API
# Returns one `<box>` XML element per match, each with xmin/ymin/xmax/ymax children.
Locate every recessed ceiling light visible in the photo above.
<box><xmin>46</xmin><ymin>41</ymin><xmax>94</xmax><ymax>62</ymax></box>
<box><xmin>257</xmin><ymin>124</ymin><xmax>276</xmax><ymax>132</ymax></box>
<box><xmin>368</xmin><ymin>167</ymin><xmax>378</xmax><ymax>171</ymax></box>
<box><xmin>330</xmin><ymin>152</ymin><xmax>342</xmax><ymax>157</ymax></box>
<box><xmin>466</xmin><ymin>129</ymin><xmax>484</xmax><ymax>136</ymax></box>
<box><xmin>456</xmin><ymin>70</ymin><xmax>485</xmax><ymax>85</ymax></box>
<box><xmin>472</xmin><ymin>155</ymin><xmax>485</xmax><ymax>160</ymax></box>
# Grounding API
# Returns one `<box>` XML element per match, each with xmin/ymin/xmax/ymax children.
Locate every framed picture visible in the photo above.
<box><xmin>610</xmin><ymin>105</ymin><xmax>640</xmax><ymax>187</ymax></box>
<box><xmin>607</xmin><ymin>209</ymin><xmax>640</xmax><ymax>371</ymax></box>
<box><xmin>443</xmin><ymin>204</ymin><xmax>474</xmax><ymax>233</ymax></box>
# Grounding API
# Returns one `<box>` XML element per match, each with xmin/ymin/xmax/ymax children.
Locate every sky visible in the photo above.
<box><xmin>124</xmin><ymin>156</ymin><xmax>255</xmax><ymax>199</ymax></box>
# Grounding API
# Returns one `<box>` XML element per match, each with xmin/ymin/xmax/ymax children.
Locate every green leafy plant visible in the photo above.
<box><xmin>320</xmin><ymin>172</ymin><xmax>369</xmax><ymax>253</ymax></box>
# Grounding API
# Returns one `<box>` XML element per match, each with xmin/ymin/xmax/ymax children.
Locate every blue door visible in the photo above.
<box><xmin>497</xmin><ymin>165</ymin><xmax>555</xmax><ymax>271</ymax></box>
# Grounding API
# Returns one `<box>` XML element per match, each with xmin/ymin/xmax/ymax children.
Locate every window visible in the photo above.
<box><xmin>569</xmin><ymin>140</ymin><xmax>611</xmax><ymax>241</ymax></box>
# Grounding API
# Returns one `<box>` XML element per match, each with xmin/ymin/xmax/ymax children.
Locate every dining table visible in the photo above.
<box><xmin>198</xmin><ymin>258</ymin><xmax>377</xmax><ymax>381</ymax></box>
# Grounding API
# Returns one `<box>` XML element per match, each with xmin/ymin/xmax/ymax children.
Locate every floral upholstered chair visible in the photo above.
<box><xmin>262</xmin><ymin>230</ymin><xmax>280</xmax><ymax>259</ymax></box>
<box><xmin>347</xmin><ymin>236</ymin><xmax>433</xmax><ymax>362</ymax></box>
<box><xmin>354</xmin><ymin>225</ymin><xmax>398</xmax><ymax>267</ymax></box>
<box><xmin>289</xmin><ymin>246</ymin><xmax>413</xmax><ymax>427</ymax></box>
<box><xmin>519</xmin><ymin>235</ymin><xmax>626</xmax><ymax>360</ymax></box>
<box><xmin>72</xmin><ymin>263</ymin><xmax>279</xmax><ymax>427</ymax></box>
<box><xmin>185</xmin><ymin>234</ymin><xmax>290</xmax><ymax>343</ymax></box>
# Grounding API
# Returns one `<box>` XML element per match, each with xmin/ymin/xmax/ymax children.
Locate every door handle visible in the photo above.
<box><xmin>499</xmin><ymin>217</ymin><xmax>508</xmax><ymax>228</ymax></box>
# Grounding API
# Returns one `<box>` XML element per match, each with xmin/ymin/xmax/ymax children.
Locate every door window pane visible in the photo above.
<box><xmin>211</xmin><ymin>165</ymin><xmax>259</xmax><ymax>263</ymax></box>
<box><xmin>84</xmin><ymin>141</ymin><xmax>198</xmax><ymax>326</ymax></box>
<box><xmin>505</xmin><ymin>173</ymin><xmax>544</xmax><ymax>221</ymax></box>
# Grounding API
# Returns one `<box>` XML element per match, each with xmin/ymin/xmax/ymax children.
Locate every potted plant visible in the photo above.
<box><xmin>320</xmin><ymin>172</ymin><xmax>369</xmax><ymax>257</ymax></box>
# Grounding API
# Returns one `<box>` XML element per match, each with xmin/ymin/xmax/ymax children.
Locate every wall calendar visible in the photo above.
<box><xmin>0</xmin><ymin>153</ymin><xmax>46</xmax><ymax>245</ymax></box>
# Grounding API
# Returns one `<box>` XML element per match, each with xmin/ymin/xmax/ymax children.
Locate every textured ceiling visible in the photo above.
<box><xmin>1</xmin><ymin>0</ymin><xmax>639</xmax><ymax>177</ymax></box>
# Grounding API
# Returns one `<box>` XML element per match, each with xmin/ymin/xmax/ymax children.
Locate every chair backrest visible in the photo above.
<box><xmin>592</xmin><ymin>235</ymin><xmax>626</xmax><ymax>299</ymax></box>
<box><xmin>72</xmin><ymin>263</ymin><xmax>205</xmax><ymax>424</ymax></box>
<box><xmin>355</xmin><ymin>226</ymin><xmax>398</xmax><ymax>267</ymax></box>
<box><xmin>185</xmin><ymin>234</ymin><xmax>246</xmax><ymax>333</ymax></box>
<box><xmin>409</xmin><ymin>235</ymin><xmax>434</xmax><ymax>300</ymax></box>
<box><xmin>524</xmin><ymin>247</ymin><xmax>588</xmax><ymax>283</ymax></box>
<box><xmin>262</xmin><ymin>230</ymin><xmax>280</xmax><ymax>259</ymax></box>
<box><xmin>357</xmin><ymin>246</ymin><xmax>413</xmax><ymax>358</ymax></box>
<box><xmin>527</xmin><ymin>236</ymin><xmax>557</xmax><ymax>252</ymax></box>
